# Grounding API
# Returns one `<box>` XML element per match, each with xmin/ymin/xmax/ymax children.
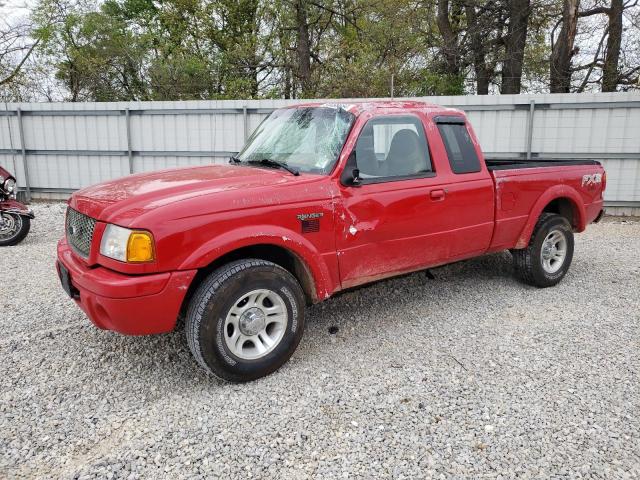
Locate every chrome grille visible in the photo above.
<box><xmin>66</xmin><ymin>208</ymin><xmax>96</xmax><ymax>258</ymax></box>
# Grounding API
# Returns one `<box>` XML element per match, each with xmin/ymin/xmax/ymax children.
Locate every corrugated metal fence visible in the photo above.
<box><xmin>1</xmin><ymin>93</ymin><xmax>639</xmax><ymax>213</ymax></box>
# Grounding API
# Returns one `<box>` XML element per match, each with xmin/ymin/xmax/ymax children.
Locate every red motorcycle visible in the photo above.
<box><xmin>0</xmin><ymin>166</ymin><xmax>34</xmax><ymax>246</ymax></box>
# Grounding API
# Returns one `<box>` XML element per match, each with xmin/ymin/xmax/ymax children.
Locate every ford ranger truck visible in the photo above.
<box><xmin>56</xmin><ymin>101</ymin><xmax>605</xmax><ymax>382</ymax></box>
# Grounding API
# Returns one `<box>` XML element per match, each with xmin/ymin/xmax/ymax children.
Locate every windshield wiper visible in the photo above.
<box><xmin>229</xmin><ymin>155</ymin><xmax>241</xmax><ymax>164</ymax></box>
<box><xmin>246</xmin><ymin>158</ymin><xmax>300</xmax><ymax>176</ymax></box>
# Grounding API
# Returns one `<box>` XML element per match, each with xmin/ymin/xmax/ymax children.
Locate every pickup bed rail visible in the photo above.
<box><xmin>486</xmin><ymin>158</ymin><xmax>602</xmax><ymax>171</ymax></box>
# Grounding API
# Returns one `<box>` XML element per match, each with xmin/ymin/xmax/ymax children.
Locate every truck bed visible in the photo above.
<box><xmin>485</xmin><ymin>157</ymin><xmax>605</xmax><ymax>252</ymax></box>
<box><xmin>486</xmin><ymin>158</ymin><xmax>601</xmax><ymax>171</ymax></box>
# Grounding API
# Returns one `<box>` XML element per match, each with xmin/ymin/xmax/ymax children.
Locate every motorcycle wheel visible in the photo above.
<box><xmin>0</xmin><ymin>213</ymin><xmax>31</xmax><ymax>246</ymax></box>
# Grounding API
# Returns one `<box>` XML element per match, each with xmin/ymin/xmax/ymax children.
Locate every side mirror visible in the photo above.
<box><xmin>340</xmin><ymin>151</ymin><xmax>362</xmax><ymax>187</ymax></box>
<box><xmin>352</xmin><ymin>168</ymin><xmax>361</xmax><ymax>186</ymax></box>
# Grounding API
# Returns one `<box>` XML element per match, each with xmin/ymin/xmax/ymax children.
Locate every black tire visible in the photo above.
<box><xmin>512</xmin><ymin>213</ymin><xmax>574</xmax><ymax>288</ymax></box>
<box><xmin>185</xmin><ymin>259</ymin><xmax>305</xmax><ymax>382</ymax></box>
<box><xmin>0</xmin><ymin>214</ymin><xmax>30</xmax><ymax>246</ymax></box>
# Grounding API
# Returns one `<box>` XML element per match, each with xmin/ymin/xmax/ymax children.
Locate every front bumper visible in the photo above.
<box><xmin>56</xmin><ymin>239</ymin><xmax>196</xmax><ymax>335</ymax></box>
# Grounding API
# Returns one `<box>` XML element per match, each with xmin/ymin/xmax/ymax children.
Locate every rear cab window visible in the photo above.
<box><xmin>435</xmin><ymin>117</ymin><xmax>481</xmax><ymax>174</ymax></box>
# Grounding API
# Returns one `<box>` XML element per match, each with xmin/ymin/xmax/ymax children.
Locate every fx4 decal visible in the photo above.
<box><xmin>582</xmin><ymin>173</ymin><xmax>602</xmax><ymax>187</ymax></box>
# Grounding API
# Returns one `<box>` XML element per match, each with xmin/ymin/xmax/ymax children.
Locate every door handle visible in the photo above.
<box><xmin>430</xmin><ymin>189</ymin><xmax>446</xmax><ymax>201</ymax></box>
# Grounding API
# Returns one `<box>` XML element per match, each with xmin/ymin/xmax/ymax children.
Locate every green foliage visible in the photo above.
<box><xmin>418</xmin><ymin>72</ymin><xmax>465</xmax><ymax>96</ymax></box>
<box><xmin>18</xmin><ymin>0</ymin><xmax>638</xmax><ymax>101</ymax></box>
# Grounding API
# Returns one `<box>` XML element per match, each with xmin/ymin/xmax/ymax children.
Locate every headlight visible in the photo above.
<box><xmin>4</xmin><ymin>178</ymin><xmax>16</xmax><ymax>193</ymax></box>
<box><xmin>100</xmin><ymin>224</ymin><xmax>155</xmax><ymax>263</ymax></box>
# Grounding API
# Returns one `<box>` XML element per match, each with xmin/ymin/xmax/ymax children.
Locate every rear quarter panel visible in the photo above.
<box><xmin>489</xmin><ymin>164</ymin><xmax>605</xmax><ymax>251</ymax></box>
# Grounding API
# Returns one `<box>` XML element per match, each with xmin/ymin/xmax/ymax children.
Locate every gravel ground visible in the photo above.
<box><xmin>1</xmin><ymin>202</ymin><xmax>639</xmax><ymax>479</ymax></box>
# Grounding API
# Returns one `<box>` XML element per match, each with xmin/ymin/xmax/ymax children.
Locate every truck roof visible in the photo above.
<box><xmin>287</xmin><ymin>100</ymin><xmax>464</xmax><ymax>117</ymax></box>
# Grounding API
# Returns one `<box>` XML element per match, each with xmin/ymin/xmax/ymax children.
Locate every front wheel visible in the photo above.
<box><xmin>185</xmin><ymin>259</ymin><xmax>305</xmax><ymax>382</ymax></box>
<box><xmin>0</xmin><ymin>213</ymin><xmax>31</xmax><ymax>246</ymax></box>
<box><xmin>512</xmin><ymin>213</ymin><xmax>574</xmax><ymax>288</ymax></box>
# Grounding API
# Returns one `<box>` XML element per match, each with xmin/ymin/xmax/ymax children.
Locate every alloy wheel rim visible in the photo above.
<box><xmin>224</xmin><ymin>289</ymin><xmax>288</xmax><ymax>360</ymax></box>
<box><xmin>0</xmin><ymin>213</ymin><xmax>22</xmax><ymax>241</ymax></box>
<box><xmin>541</xmin><ymin>229</ymin><xmax>567</xmax><ymax>274</ymax></box>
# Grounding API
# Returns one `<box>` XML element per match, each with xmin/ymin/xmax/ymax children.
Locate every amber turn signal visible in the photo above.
<box><xmin>126</xmin><ymin>231</ymin><xmax>155</xmax><ymax>263</ymax></box>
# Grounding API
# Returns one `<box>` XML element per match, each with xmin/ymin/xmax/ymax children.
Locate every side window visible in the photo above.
<box><xmin>437</xmin><ymin>123</ymin><xmax>481</xmax><ymax>174</ymax></box>
<box><xmin>355</xmin><ymin>116</ymin><xmax>432</xmax><ymax>180</ymax></box>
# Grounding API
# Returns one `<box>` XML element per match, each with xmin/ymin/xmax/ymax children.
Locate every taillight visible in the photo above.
<box><xmin>602</xmin><ymin>171</ymin><xmax>607</xmax><ymax>191</ymax></box>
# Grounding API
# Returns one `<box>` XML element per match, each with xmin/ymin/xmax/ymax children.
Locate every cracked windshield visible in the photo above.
<box><xmin>237</xmin><ymin>107</ymin><xmax>355</xmax><ymax>174</ymax></box>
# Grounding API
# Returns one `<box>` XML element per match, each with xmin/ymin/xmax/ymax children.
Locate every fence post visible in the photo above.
<box><xmin>125</xmin><ymin>108</ymin><xmax>133</xmax><ymax>174</ymax></box>
<box><xmin>242</xmin><ymin>105</ymin><xmax>248</xmax><ymax>142</ymax></box>
<box><xmin>525</xmin><ymin>100</ymin><xmax>535</xmax><ymax>160</ymax></box>
<box><xmin>16</xmin><ymin>108</ymin><xmax>31</xmax><ymax>202</ymax></box>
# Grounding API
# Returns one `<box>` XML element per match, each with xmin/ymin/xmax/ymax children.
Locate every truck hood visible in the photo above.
<box><xmin>70</xmin><ymin>164</ymin><xmax>303</xmax><ymax>225</ymax></box>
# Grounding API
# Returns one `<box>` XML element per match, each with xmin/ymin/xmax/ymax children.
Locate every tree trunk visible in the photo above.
<box><xmin>602</xmin><ymin>0</ymin><xmax>623</xmax><ymax>92</ymax></box>
<box><xmin>248</xmin><ymin>0</ymin><xmax>260</xmax><ymax>97</ymax></box>
<box><xmin>465</xmin><ymin>2</ymin><xmax>490</xmax><ymax>95</ymax></box>
<box><xmin>295</xmin><ymin>0</ymin><xmax>312</xmax><ymax>97</ymax></box>
<box><xmin>550</xmin><ymin>0</ymin><xmax>580</xmax><ymax>93</ymax></box>
<box><xmin>436</xmin><ymin>0</ymin><xmax>460</xmax><ymax>76</ymax></box>
<box><xmin>284</xmin><ymin>64</ymin><xmax>292</xmax><ymax>99</ymax></box>
<box><xmin>501</xmin><ymin>0</ymin><xmax>530</xmax><ymax>94</ymax></box>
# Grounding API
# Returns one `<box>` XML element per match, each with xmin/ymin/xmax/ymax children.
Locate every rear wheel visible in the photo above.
<box><xmin>512</xmin><ymin>213</ymin><xmax>574</xmax><ymax>288</ymax></box>
<box><xmin>185</xmin><ymin>259</ymin><xmax>305</xmax><ymax>382</ymax></box>
<box><xmin>0</xmin><ymin>213</ymin><xmax>30</xmax><ymax>246</ymax></box>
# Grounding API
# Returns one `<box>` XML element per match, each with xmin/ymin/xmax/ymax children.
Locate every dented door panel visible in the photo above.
<box><xmin>335</xmin><ymin>177</ymin><xmax>451</xmax><ymax>287</ymax></box>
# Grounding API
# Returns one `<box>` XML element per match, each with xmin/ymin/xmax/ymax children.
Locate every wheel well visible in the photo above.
<box><xmin>542</xmin><ymin>198</ymin><xmax>577</xmax><ymax>229</ymax></box>
<box><xmin>179</xmin><ymin>244</ymin><xmax>317</xmax><ymax>319</ymax></box>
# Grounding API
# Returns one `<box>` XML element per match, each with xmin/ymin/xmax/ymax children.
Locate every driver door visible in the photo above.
<box><xmin>335</xmin><ymin>114</ymin><xmax>451</xmax><ymax>288</ymax></box>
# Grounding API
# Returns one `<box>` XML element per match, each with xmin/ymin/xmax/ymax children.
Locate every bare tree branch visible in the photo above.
<box><xmin>0</xmin><ymin>37</ymin><xmax>40</xmax><ymax>86</ymax></box>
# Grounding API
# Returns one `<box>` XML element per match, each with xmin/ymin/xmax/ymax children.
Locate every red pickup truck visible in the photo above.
<box><xmin>57</xmin><ymin>101</ymin><xmax>605</xmax><ymax>382</ymax></box>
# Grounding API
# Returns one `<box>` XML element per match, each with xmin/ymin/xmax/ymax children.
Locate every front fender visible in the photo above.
<box><xmin>0</xmin><ymin>199</ymin><xmax>35</xmax><ymax>219</ymax></box>
<box><xmin>179</xmin><ymin>225</ymin><xmax>336</xmax><ymax>300</ymax></box>
<box><xmin>515</xmin><ymin>185</ymin><xmax>585</xmax><ymax>249</ymax></box>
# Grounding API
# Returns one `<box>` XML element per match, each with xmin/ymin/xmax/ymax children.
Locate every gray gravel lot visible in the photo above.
<box><xmin>1</xmin><ymin>202</ymin><xmax>639</xmax><ymax>479</ymax></box>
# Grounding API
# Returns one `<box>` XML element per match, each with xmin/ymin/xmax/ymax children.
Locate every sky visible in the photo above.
<box><xmin>1</xmin><ymin>0</ymin><xmax>34</xmax><ymax>23</ymax></box>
